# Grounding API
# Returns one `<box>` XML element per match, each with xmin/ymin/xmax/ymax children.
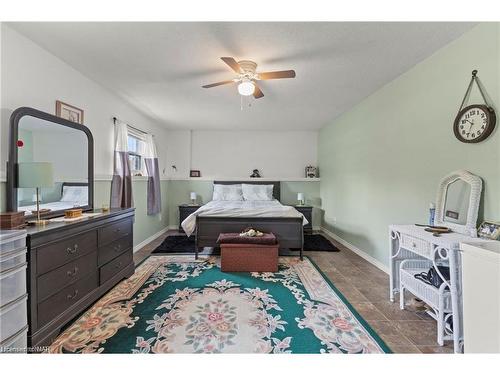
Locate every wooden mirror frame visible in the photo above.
<box><xmin>434</xmin><ymin>170</ymin><xmax>482</xmax><ymax>237</ymax></box>
<box><xmin>6</xmin><ymin>107</ymin><xmax>94</xmax><ymax>219</ymax></box>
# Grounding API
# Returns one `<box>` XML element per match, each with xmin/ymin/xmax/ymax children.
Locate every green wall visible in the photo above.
<box><xmin>319</xmin><ymin>23</ymin><xmax>500</xmax><ymax>267</ymax></box>
<box><xmin>94</xmin><ymin>180</ymin><xmax>169</xmax><ymax>247</ymax></box>
<box><xmin>167</xmin><ymin>180</ymin><xmax>321</xmax><ymax>229</ymax></box>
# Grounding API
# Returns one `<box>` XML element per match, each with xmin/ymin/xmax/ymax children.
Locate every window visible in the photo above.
<box><xmin>127</xmin><ymin>130</ymin><xmax>146</xmax><ymax>176</ymax></box>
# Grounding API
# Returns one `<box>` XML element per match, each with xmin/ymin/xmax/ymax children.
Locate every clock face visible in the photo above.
<box><xmin>454</xmin><ymin>104</ymin><xmax>496</xmax><ymax>143</ymax></box>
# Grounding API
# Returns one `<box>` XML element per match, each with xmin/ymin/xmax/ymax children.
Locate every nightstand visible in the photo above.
<box><xmin>179</xmin><ymin>204</ymin><xmax>201</xmax><ymax>233</ymax></box>
<box><xmin>294</xmin><ymin>205</ymin><xmax>313</xmax><ymax>234</ymax></box>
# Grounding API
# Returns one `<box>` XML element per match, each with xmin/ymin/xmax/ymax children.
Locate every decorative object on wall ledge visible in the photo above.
<box><xmin>453</xmin><ymin>70</ymin><xmax>496</xmax><ymax>143</ymax></box>
<box><xmin>190</xmin><ymin>170</ymin><xmax>201</xmax><ymax>177</ymax></box>
<box><xmin>190</xmin><ymin>192</ymin><xmax>197</xmax><ymax>205</ymax></box>
<box><xmin>305</xmin><ymin>165</ymin><xmax>318</xmax><ymax>178</ymax></box>
<box><xmin>55</xmin><ymin>100</ymin><xmax>84</xmax><ymax>124</ymax></box>
<box><xmin>250</xmin><ymin>169</ymin><xmax>261</xmax><ymax>178</ymax></box>
<box><xmin>477</xmin><ymin>220</ymin><xmax>500</xmax><ymax>240</ymax></box>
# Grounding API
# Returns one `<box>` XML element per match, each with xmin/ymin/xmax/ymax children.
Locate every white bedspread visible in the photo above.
<box><xmin>181</xmin><ymin>199</ymin><xmax>308</xmax><ymax>237</ymax></box>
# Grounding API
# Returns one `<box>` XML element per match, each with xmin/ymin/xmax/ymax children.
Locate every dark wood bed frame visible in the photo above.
<box><xmin>194</xmin><ymin>180</ymin><xmax>304</xmax><ymax>260</ymax></box>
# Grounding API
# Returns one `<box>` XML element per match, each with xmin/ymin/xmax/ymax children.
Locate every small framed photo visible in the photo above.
<box><xmin>190</xmin><ymin>170</ymin><xmax>201</xmax><ymax>178</ymax></box>
<box><xmin>477</xmin><ymin>220</ymin><xmax>500</xmax><ymax>240</ymax></box>
<box><xmin>56</xmin><ymin>100</ymin><xmax>84</xmax><ymax>124</ymax></box>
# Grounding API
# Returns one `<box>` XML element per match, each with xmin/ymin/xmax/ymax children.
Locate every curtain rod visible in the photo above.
<box><xmin>112</xmin><ymin>116</ymin><xmax>149</xmax><ymax>136</ymax></box>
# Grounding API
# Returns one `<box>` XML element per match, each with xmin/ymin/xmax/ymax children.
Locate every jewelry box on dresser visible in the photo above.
<box><xmin>4</xmin><ymin>107</ymin><xmax>136</xmax><ymax>348</ymax></box>
<box><xmin>389</xmin><ymin>170</ymin><xmax>493</xmax><ymax>353</ymax></box>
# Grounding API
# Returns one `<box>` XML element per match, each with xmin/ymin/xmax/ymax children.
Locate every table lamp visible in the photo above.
<box><xmin>190</xmin><ymin>192</ymin><xmax>197</xmax><ymax>205</ymax></box>
<box><xmin>297</xmin><ymin>192</ymin><xmax>305</xmax><ymax>206</ymax></box>
<box><xmin>18</xmin><ymin>162</ymin><xmax>54</xmax><ymax>226</ymax></box>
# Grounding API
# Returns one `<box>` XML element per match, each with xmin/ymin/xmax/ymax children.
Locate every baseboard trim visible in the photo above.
<box><xmin>133</xmin><ymin>227</ymin><xmax>169</xmax><ymax>253</ymax></box>
<box><xmin>320</xmin><ymin>227</ymin><xmax>389</xmax><ymax>274</ymax></box>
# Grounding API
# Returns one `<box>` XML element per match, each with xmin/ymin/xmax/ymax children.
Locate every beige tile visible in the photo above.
<box><xmin>372</xmin><ymin>301</ymin><xmax>425</xmax><ymax>321</ymax></box>
<box><xmin>389</xmin><ymin>344</ymin><xmax>421</xmax><ymax>354</ymax></box>
<box><xmin>417</xmin><ymin>345</ymin><xmax>454</xmax><ymax>354</ymax></box>
<box><xmin>392</xmin><ymin>320</ymin><xmax>439</xmax><ymax>346</ymax></box>
<box><xmin>351</xmin><ymin>302</ymin><xmax>387</xmax><ymax>321</ymax></box>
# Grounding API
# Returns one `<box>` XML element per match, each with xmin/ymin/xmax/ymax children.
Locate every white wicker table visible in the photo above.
<box><xmin>389</xmin><ymin>224</ymin><xmax>487</xmax><ymax>353</ymax></box>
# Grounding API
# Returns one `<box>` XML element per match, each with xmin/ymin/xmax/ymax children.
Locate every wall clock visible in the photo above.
<box><xmin>453</xmin><ymin>70</ymin><xmax>496</xmax><ymax>143</ymax></box>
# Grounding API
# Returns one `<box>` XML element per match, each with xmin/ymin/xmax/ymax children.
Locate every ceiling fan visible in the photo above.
<box><xmin>202</xmin><ymin>57</ymin><xmax>296</xmax><ymax>99</ymax></box>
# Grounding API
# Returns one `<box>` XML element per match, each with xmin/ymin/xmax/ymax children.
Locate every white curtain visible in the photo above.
<box><xmin>110</xmin><ymin>122</ymin><xmax>133</xmax><ymax>208</ymax></box>
<box><xmin>144</xmin><ymin>134</ymin><xmax>161</xmax><ymax>215</ymax></box>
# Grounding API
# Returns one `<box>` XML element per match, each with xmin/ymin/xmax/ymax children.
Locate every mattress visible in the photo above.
<box><xmin>181</xmin><ymin>199</ymin><xmax>308</xmax><ymax>237</ymax></box>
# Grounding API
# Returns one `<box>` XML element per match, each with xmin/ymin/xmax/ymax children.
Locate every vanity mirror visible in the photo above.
<box><xmin>434</xmin><ymin>170</ymin><xmax>482</xmax><ymax>237</ymax></box>
<box><xmin>6</xmin><ymin>107</ymin><xmax>94</xmax><ymax>219</ymax></box>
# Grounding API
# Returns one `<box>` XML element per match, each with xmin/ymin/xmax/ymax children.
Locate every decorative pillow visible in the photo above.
<box><xmin>212</xmin><ymin>184</ymin><xmax>244</xmax><ymax>201</ymax></box>
<box><xmin>61</xmin><ymin>185</ymin><xmax>88</xmax><ymax>203</ymax></box>
<box><xmin>242</xmin><ymin>184</ymin><xmax>274</xmax><ymax>201</ymax></box>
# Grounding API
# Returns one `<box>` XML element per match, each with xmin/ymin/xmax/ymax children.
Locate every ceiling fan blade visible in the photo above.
<box><xmin>253</xmin><ymin>84</ymin><xmax>264</xmax><ymax>99</ymax></box>
<box><xmin>220</xmin><ymin>57</ymin><xmax>241</xmax><ymax>73</ymax></box>
<box><xmin>202</xmin><ymin>80</ymin><xmax>234</xmax><ymax>88</ymax></box>
<box><xmin>258</xmin><ymin>70</ymin><xmax>296</xmax><ymax>80</ymax></box>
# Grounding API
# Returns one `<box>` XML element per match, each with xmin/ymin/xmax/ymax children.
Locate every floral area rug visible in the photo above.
<box><xmin>48</xmin><ymin>256</ymin><xmax>390</xmax><ymax>354</ymax></box>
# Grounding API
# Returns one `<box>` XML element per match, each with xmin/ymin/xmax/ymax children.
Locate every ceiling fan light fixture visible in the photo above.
<box><xmin>237</xmin><ymin>80</ymin><xmax>255</xmax><ymax>96</ymax></box>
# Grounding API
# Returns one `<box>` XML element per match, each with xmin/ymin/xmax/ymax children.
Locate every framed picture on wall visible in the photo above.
<box><xmin>56</xmin><ymin>100</ymin><xmax>84</xmax><ymax>124</ymax></box>
<box><xmin>190</xmin><ymin>170</ymin><xmax>201</xmax><ymax>178</ymax></box>
<box><xmin>477</xmin><ymin>220</ymin><xmax>500</xmax><ymax>240</ymax></box>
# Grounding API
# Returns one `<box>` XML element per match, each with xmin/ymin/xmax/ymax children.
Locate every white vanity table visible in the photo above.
<box><xmin>389</xmin><ymin>225</ymin><xmax>487</xmax><ymax>353</ymax></box>
<box><xmin>389</xmin><ymin>170</ymin><xmax>487</xmax><ymax>353</ymax></box>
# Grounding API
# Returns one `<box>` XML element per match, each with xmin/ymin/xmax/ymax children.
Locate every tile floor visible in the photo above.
<box><xmin>133</xmin><ymin>230</ymin><xmax>454</xmax><ymax>354</ymax></box>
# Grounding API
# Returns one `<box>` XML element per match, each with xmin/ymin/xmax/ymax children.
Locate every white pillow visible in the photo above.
<box><xmin>212</xmin><ymin>184</ymin><xmax>244</xmax><ymax>201</ymax></box>
<box><xmin>61</xmin><ymin>185</ymin><xmax>88</xmax><ymax>203</ymax></box>
<box><xmin>242</xmin><ymin>184</ymin><xmax>274</xmax><ymax>201</ymax></box>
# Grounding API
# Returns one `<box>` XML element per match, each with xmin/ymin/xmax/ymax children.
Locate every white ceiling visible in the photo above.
<box><xmin>9</xmin><ymin>22</ymin><xmax>474</xmax><ymax>131</ymax></box>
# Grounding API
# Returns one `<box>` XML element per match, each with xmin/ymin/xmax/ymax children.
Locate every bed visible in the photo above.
<box><xmin>182</xmin><ymin>181</ymin><xmax>305</xmax><ymax>260</ymax></box>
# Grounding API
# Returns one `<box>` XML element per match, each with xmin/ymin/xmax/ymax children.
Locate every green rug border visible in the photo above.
<box><xmin>142</xmin><ymin>254</ymin><xmax>392</xmax><ymax>354</ymax></box>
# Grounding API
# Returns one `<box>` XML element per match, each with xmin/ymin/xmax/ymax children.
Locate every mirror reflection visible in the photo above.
<box><xmin>443</xmin><ymin>178</ymin><xmax>471</xmax><ymax>225</ymax></box>
<box><xmin>17</xmin><ymin>115</ymin><xmax>89</xmax><ymax>215</ymax></box>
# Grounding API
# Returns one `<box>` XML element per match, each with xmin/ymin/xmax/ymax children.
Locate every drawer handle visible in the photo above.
<box><xmin>412</xmin><ymin>242</ymin><xmax>417</xmax><ymax>248</ymax></box>
<box><xmin>66</xmin><ymin>244</ymin><xmax>79</xmax><ymax>254</ymax></box>
<box><xmin>115</xmin><ymin>261</ymin><xmax>122</xmax><ymax>269</ymax></box>
<box><xmin>67</xmin><ymin>266</ymin><xmax>79</xmax><ymax>277</ymax></box>
<box><xmin>114</xmin><ymin>244</ymin><xmax>122</xmax><ymax>252</ymax></box>
<box><xmin>67</xmin><ymin>289</ymin><xmax>79</xmax><ymax>300</ymax></box>
<box><xmin>114</xmin><ymin>228</ymin><xmax>121</xmax><ymax>233</ymax></box>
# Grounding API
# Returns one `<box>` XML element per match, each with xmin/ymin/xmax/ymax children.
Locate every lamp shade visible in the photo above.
<box><xmin>190</xmin><ymin>192</ymin><xmax>197</xmax><ymax>200</ymax></box>
<box><xmin>18</xmin><ymin>162</ymin><xmax>54</xmax><ymax>188</ymax></box>
<box><xmin>297</xmin><ymin>193</ymin><xmax>305</xmax><ymax>201</ymax></box>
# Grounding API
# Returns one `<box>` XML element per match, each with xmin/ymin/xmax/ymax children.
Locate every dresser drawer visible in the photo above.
<box><xmin>36</xmin><ymin>231</ymin><xmax>98</xmax><ymax>275</ymax></box>
<box><xmin>37</xmin><ymin>251</ymin><xmax>97</xmax><ymax>302</ymax></box>
<box><xmin>100</xmin><ymin>250</ymin><xmax>133</xmax><ymax>284</ymax></box>
<box><xmin>401</xmin><ymin>234</ymin><xmax>432</xmax><ymax>258</ymax></box>
<box><xmin>37</xmin><ymin>271</ymin><xmax>98</xmax><ymax>327</ymax></box>
<box><xmin>98</xmin><ymin>234</ymin><xmax>132</xmax><ymax>266</ymax></box>
<box><xmin>99</xmin><ymin>219</ymin><xmax>133</xmax><ymax>247</ymax></box>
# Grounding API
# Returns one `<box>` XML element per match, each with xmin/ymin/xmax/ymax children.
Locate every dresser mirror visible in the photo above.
<box><xmin>434</xmin><ymin>170</ymin><xmax>482</xmax><ymax>237</ymax></box>
<box><xmin>7</xmin><ymin>107</ymin><xmax>94</xmax><ymax>219</ymax></box>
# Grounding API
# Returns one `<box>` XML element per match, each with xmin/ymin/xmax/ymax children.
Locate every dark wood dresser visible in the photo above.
<box><xmin>25</xmin><ymin>208</ymin><xmax>135</xmax><ymax>346</ymax></box>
